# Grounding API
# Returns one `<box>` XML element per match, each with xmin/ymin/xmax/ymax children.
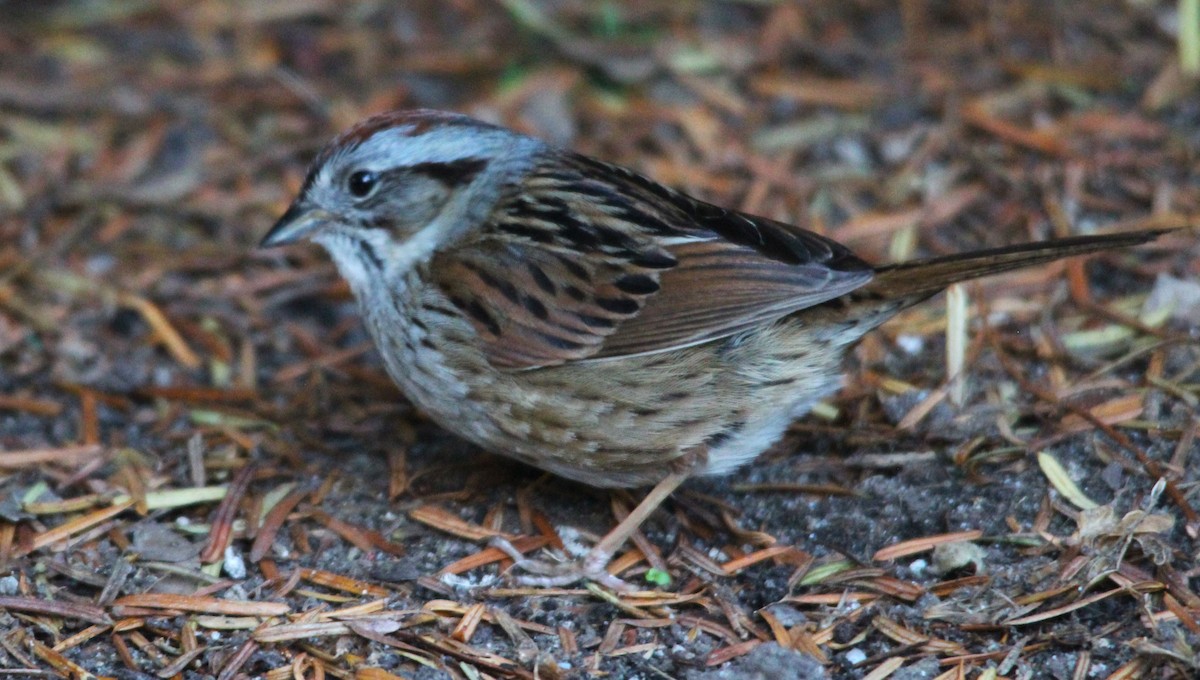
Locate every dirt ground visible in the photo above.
<box><xmin>1</xmin><ymin>1</ymin><xmax>1199</xmax><ymax>678</ymax></box>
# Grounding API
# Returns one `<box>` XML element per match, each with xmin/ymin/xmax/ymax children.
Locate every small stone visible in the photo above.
<box><xmin>223</xmin><ymin>545</ymin><xmax>247</xmax><ymax>579</ymax></box>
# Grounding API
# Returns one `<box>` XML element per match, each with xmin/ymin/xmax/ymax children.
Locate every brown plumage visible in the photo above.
<box><xmin>260</xmin><ymin>109</ymin><xmax>1172</xmax><ymax>588</ymax></box>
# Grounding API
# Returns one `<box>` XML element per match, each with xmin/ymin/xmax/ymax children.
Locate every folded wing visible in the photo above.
<box><xmin>431</xmin><ymin>153</ymin><xmax>874</xmax><ymax>369</ymax></box>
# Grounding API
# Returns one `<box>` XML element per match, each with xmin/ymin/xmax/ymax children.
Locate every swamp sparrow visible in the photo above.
<box><xmin>262</xmin><ymin>109</ymin><xmax>1168</xmax><ymax>588</ymax></box>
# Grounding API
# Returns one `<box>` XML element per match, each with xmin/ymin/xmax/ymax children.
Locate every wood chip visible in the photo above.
<box><xmin>0</xmin><ymin>444</ymin><xmax>105</xmax><ymax>469</ymax></box>
<box><xmin>0</xmin><ymin>596</ymin><xmax>112</xmax><ymax>625</ymax></box>
<box><xmin>449</xmin><ymin>603</ymin><xmax>486</xmax><ymax>643</ymax></box>
<box><xmin>720</xmin><ymin>545</ymin><xmax>799</xmax><ymax>575</ymax></box>
<box><xmin>873</xmin><ymin>530</ymin><xmax>984</xmax><ymax>562</ymax></box>
<box><xmin>299</xmin><ymin>568</ymin><xmax>389</xmax><ymax>598</ymax></box>
<box><xmin>199</xmin><ymin>463</ymin><xmax>256</xmax><ymax>563</ymax></box>
<box><xmin>1005</xmin><ymin>588</ymin><xmax>1123</xmax><ymax>626</ymax></box>
<box><xmin>249</xmin><ymin>485</ymin><xmax>308</xmax><ymax>562</ymax></box>
<box><xmin>30</xmin><ymin>498</ymin><xmax>135</xmax><ymax>552</ymax></box>
<box><xmin>1037</xmin><ymin>451</ymin><xmax>1098</xmax><ymax>511</ymax></box>
<box><xmin>409</xmin><ymin>504</ymin><xmax>517</xmax><ymax>541</ymax></box>
<box><xmin>118</xmin><ymin>292</ymin><xmax>202</xmax><ymax>369</ymax></box>
<box><xmin>112</xmin><ymin>594</ymin><xmax>289</xmax><ymax>617</ymax></box>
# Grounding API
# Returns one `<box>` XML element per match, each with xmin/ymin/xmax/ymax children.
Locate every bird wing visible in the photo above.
<box><xmin>430</xmin><ymin>152</ymin><xmax>874</xmax><ymax>369</ymax></box>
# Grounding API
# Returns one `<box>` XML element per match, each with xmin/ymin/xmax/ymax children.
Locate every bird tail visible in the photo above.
<box><xmin>808</xmin><ymin>229</ymin><xmax>1175</xmax><ymax>341</ymax></box>
<box><xmin>863</xmin><ymin>229</ymin><xmax>1171</xmax><ymax>302</ymax></box>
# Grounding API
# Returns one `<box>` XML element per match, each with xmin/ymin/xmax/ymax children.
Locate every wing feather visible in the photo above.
<box><xmin>431</xmin><ymin>153</ymin><xmax>873</xmax><ymax>369</ymax></box>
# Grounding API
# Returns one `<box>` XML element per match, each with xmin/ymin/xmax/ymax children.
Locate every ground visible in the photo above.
<box><xmin>1</xmin><ymin>1</ymin><xmax>1199</xmax><ymax>679</ymax></box>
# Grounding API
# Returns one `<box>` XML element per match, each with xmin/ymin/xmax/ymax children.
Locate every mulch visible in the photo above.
<box><xmin>1</xmin><ymin>1</ymin><xmax>1199</xmax><ymax>678</ymax></box>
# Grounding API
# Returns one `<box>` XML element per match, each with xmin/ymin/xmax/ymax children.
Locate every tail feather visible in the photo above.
<box><xmin>808</xmin><ymin>229</ymin><xmax>1176</xmax><ymax>341</ymax></box>
<box><xmin>863</xmin><ymin>229</ymin><xmax>1171</xmax><ymax>301</ymax></box>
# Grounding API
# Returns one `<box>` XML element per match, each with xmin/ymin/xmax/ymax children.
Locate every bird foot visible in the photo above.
<box><xmin>488</xmin><ymin>536</ymin><xmax>633</xmax><ymax>591</ymax></box>
<box><xmin>484</xmin><ymin>471</ymin><xmax>691</xmax><ymax>592</ymax></box>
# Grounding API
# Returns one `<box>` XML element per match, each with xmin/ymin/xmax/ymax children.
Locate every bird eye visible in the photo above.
<box><xmin>347</xmin><ymin>170</ymin><xmax>378</xmax><ymax>198</ymax></box>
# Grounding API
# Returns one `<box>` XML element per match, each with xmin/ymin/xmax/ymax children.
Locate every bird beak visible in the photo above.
<box><xmin>259</xmin><ymin>204</ymin><xmax>337</xmax><ymax>248</ymax></box>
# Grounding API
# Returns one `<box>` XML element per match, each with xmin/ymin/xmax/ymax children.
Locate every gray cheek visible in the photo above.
<box><xmin>363</xmin><ymin>186</ymin><xmax>446</xmax><ymax>234</ymax></box>
<box><xmin>398</xmin><ymin>185</ymin><xmax>446</xmax><ymax>224</ymax></box>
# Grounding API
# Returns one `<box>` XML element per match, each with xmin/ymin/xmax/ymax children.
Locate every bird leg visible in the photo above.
<box><xmin>492</xmin><ymin>469</ymin><xmax>690</xmax><ymax>591</ymax></box>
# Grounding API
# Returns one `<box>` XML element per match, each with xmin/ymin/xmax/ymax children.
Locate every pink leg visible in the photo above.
<box><xmin>494</xmin><ymin>470</ymin><xmax>690</xmax><ymax>590</ymax></box>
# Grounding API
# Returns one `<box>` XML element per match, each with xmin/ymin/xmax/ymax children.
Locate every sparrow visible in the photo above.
<box><xmin>261</xmin><ymin>109</ymin><xmax>1169</xmax><ymax>588</ymax></box>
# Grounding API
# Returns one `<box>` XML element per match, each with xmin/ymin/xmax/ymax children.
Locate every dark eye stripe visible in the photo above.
<box><xmin>407</xmin><ymin>158</ymin><xmax>488</xmax><ymax>187</ymax></box>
